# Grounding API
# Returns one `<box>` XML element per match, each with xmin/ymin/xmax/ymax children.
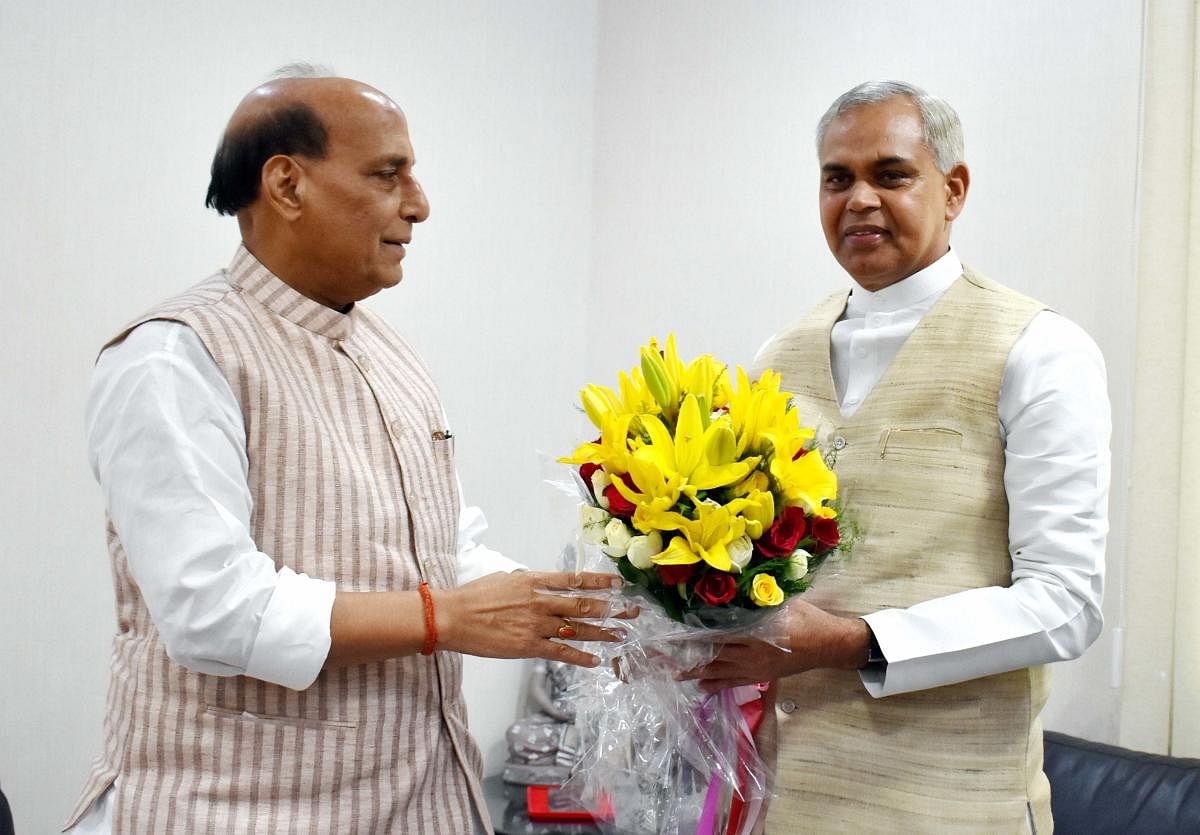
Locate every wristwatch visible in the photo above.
<box><xmin>861</xmin><ymin>623</ymin><xmax>887</xmax><ymax>671</ymax></box>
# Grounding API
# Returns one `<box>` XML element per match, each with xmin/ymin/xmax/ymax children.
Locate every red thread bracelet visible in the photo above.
<box><xmin>418</xmin><ymin>581</ymin><xmax>438</xmax><ymax>656</ymax></box>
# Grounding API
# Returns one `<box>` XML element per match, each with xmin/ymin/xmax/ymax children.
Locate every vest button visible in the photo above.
<box><xmin>779</xmin><ymin>699</ymin><xmax>797</xmax><ymax>714</ymax></box>
<box><xmin>390</xmin><ymin>419</ymin><xmax>405</xmax><ymax>437</ymax></box>
<box><xmin>832</xmin><ymin>436</ymin><xmax>847</xmax><ymax>450</ymax></box>
<box><xmin>358</xmin><ymin>354</ymin><xmax>372</xmax><ymax>372</ymax></box>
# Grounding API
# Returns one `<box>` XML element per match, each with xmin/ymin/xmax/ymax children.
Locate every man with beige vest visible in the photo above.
<box><xmin>686</xmin><ymin>81</ymin><xmax>1110</xmax><ymax>831</ymax></box>
<box><xmin>67</xmin><ymin>72</ymin><xmax>622</xmax><ymax>834</ymax></box>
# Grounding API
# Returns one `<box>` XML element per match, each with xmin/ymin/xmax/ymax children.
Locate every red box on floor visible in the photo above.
<box><xmin>526</xmin><ymin>785</ymin><xmax>614</xmax><ymax>823</ymax></box>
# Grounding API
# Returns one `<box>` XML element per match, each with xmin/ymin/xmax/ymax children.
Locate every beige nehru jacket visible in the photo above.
<box><xmin>754</xmin><ymin>269</ymin><xmax>1052</xmax><ymax>833</ymax></box>
<box><xmin>67</xmin><ymin>246</ymin><xmax>488</xmax><ymax>833</ymax></box>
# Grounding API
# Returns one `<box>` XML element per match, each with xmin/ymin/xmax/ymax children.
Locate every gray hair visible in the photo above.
<box><xmin>266</xmin><ymin>62</ymin><xmax>337</xmax><ymax>81</ymax></box>
<box><xmin>816</xmin><ymin>80</ymin><xmax>964</xmax><ymax>174</ymax></box>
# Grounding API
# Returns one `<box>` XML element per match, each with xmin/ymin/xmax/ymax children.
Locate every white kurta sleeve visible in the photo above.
<box><xmin>455</xmin><ymin>501</ymin><xmax>525</xmax><ymax>584</ymax></box>
<box><xmin>860</xmin><ymin>311</ymin><xmax>1110</xmax><ymax>697</ymax></box>
<box><xmin>87</xmin><ymin>320</ymin><xmax>336</xmax><ymax>690</ymax></box>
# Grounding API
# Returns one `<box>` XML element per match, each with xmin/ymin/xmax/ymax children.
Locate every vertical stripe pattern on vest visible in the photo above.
<box><xmin>753</xmin><ymin>269</ymin><xmax>1052</xmax><ymax>833</ymax></box>
<box><xmin>68</xmin><ymin>246</ymin><xmax>487</xmax><ymax>834</ymax></box>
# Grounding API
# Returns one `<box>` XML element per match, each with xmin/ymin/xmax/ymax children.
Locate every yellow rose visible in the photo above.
<box><xmin>751</xmin><ymin>573</ymin><xmax>784</xmax><ymax>607</ymax></box>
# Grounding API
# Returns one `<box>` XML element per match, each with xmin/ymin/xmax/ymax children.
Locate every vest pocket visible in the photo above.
<box><xmin>202</xmin><ymin>704</ymin><xmax>358</xmax><ymax>730</ymax></box>
<box><xmin>878</xmin><ymin>426</ymin><xmax>964</xmax><ymax>466</ymax></box>
<box><xmin>430</xmin><ymin>432</ymin><xmax>459</xmax><ymax>499</ymax></box>
<box><xmin>200</xmin><ymin>677</ymin><xmax>359</xmax><ymax>730</ymax></box>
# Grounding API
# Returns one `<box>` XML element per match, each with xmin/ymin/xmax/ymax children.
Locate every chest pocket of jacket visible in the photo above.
<box><xmin>878</xmin><ymin>426</ymin><xmax>964</xmax><ymax>468</ymax></box>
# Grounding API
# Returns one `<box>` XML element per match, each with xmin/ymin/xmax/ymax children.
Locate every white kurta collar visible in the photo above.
<box><xmin>844</xmin><ymin>249</ymin><xmax>964</xmax><ymax>317</ymax></box>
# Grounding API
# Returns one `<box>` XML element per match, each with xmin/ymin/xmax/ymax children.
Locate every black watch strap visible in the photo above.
<box><xmin>861</xmin><ymin>623</ymin><xmax>887</xmax><ymax>670</ymax></box>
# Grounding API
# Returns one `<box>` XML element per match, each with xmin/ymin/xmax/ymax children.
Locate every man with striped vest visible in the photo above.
<box><xmin>687</xmin><ymin>81</ymin><xmax>1110</xmax><ymax>832</ymax></box>
<box><xmin>67</xmin><ymin>71</ymin><xmax>621</xmax><ymax>834</ymax></box>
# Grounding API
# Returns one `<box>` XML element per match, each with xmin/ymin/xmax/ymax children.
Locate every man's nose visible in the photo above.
<box><xmin>402</xmin><ymin>180</ymin><xmax>431</xmax><ymax>223</ymax></box>
<box><xmin>845</xmin><ymin>180</ymin><xmax>880</xmax><ymax>212</ymax></box>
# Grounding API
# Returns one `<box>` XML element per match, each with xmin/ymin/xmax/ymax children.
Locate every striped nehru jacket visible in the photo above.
<box><xmin>68</xmin><ymin>246</ymin><xmax>488</xmax><ymax>833</ymax></box>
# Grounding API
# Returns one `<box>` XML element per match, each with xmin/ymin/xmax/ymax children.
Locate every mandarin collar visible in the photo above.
<box><xmin>226</xmin><ymin>244</ymin><xmax>356</xmax><ymax>341</ymax></box>
<box><xmin>845</xmin><ymin>248</ymin><xmax>964</xmax><ymax>316</ymax></box>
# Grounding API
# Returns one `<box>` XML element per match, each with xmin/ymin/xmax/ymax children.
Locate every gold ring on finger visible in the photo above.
<box><xmin>556</xmin><ymin>619</ymin><xmax>578</xmax><ymax>640</ymax></box>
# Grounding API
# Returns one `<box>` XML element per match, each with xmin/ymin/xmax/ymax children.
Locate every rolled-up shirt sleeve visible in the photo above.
<box><xmin>87</xmin><ymin>321</ymin><xmax>335</xmax><ymax>690</ymax></box>
<box><xmin>861</xmin><ymin>311</ymin><xmax>1110</xmax><ymax>697</ymax></box>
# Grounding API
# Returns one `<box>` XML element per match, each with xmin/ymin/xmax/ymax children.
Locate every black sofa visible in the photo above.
<box><xmin>1043</xmin><ymin>730</ymin><xmax>1200</xmax><ymax>834</ymax></box>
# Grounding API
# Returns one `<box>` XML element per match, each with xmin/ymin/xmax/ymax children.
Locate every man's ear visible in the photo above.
<box><xmin>944</xmin><ymin>162</ymin><xmax>969</xmax><ymax>222</ymax></box>
<box><xmin>260</xmin><ymin>155</ymin><xmax>305</xmax><ymax>221</ymax></box>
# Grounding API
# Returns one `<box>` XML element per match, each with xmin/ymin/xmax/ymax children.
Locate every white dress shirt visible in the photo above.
<box><xmin>86</xmin><ymin>319</ymin><xmax>522</xmax><ymax>691</ymax></box>
<box><xmin>770</xmin><ymin>250</ymin><xmax>1110</xmax><ymax>697</ymax></box>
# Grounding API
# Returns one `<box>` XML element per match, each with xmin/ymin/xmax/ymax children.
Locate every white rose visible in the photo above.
<box><xmin>727</xmin><ymin>535</ymin><xmax>753</xmax><ymax>573</ymax></box>
<box><xmin>625</xmin><ymin>530</ymin><xmax>664</xmax><ymax>569</ymax></box>
<box><xmin>602</xmin><ymin>518</ymin><xmax>634</xmax><ymax>557</ymax></box>
<box><xmin>590</xmin><ymin>469</ymin><xmax>613</xmax><ymax>509</ymax></box>
<box><xmin>785</xmin><ymin>549</ymin><xmax>810</xmax><ymax>582</ymax></box>
<box><xmin>580</xmin><ymin>505</ymin><xmax>613</xmax><ymax>545</ymax></box>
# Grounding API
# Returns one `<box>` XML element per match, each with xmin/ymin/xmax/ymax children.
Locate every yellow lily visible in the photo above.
<box><xmin>639</xmin><ymin>334</ymin><xmax>730</xmax><ymax>423</ymax></box>
<box><xmin>609</xmin><ymin>454</ymin><xmax>687</xmax><ymax>534</ymax></box>
<box><xmin>558</xmin><ymin>412</ymin><xmax>634</xmax><ymax>475</ymax></box>
<box><xmin>649</xmin><ymin>500</ymin><xmax>750</xmax><ymax>572</ymax></box>
<box><xmin>681</xmin><ymin>353</ymin><xmax>729</xmax><ymax>418</ymax></box>
<box><xmin>726</xmin><ymin>367</ymin><xmax>810</xmax><ymax>457</ymax></box>
<box><xmin>618</xmin><ymin>368</ymin><xmax>661</xmax><ymax>418</ymax></box>
<box><xmin>580</xmin><ymin>384</ymin><xmax>623</xmax><ymax>430</ymax></box>
<box><xmin>640</xmin><ymin>335</ymin><xmax>683</xmax><ymax>419</ymax></box>
<box><xmin>579</xmin><ymin>367</ymin><xmax>665</xmax><ymax>432</ymax></box>
<box><xmin>637</xmin><ymin>394</ymin><xmax>760</xmax><ymax>492</ymax></box>
<box><xmin>740</xmin><ymin>489</ymin><xmax>775</xmax><ymax>539</ymax></box>
<box><xmin>726</xmin><ymin>469</ymin><xmax>775</xmax><ymax>538</ymax></box>
<box><xmin>764</xmin><ymin>428</ymin><xmax>838</xmax><ymax>512</ymax></box>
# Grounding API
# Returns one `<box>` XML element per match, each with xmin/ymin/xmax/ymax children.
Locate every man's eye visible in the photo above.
<box><xmin>879</xmin><ymin>171</ymin><xmax>910</xmax><ymax>185</ymax></box>
<box><xmin>375</xmin><ymin>170</ymin><xmax>400</xmax><ymax>181</ymax></box>
<box><xmin>823</xmin><ymin>174</ymin><xmax>849</xmax><ymax>188</ymax></box>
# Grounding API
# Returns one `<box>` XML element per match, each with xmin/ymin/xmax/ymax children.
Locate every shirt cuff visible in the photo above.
<box><xmin>457</xmin><ymin>543</ymin><xmax>525</xmax><ymax>585</ymax></box>
<box><xmin>243</xmin><ymin>567</ymin><xmax>337</xmax><ymax>690</ymax></box>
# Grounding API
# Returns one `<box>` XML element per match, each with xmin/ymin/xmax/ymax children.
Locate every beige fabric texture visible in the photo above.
<box><xmin>753</xmin><ymin>269</ymin><xmax>1051</xmax><ymax>833</ymax></box>
<box><xmin>67</xmin><ymin>246</ymin><xmax>487</xmax><ymax>834</ymax></box>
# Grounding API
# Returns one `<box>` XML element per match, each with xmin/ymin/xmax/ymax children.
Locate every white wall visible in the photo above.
<box><xmin>0</xmin><ymin>2</ymin><xmax>598</xmax><ymax>831</ymax></box>
<box><xmin>0</xmin><ymin>2</ymin><xmax>1145</xmax><ymax>832</ymax></box>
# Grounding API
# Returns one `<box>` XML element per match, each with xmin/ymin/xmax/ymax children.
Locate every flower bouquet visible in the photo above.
<box><xmin>556</xmin><ymin>335</ymin><xmax>849</xmax><ymax>835</ymax></box>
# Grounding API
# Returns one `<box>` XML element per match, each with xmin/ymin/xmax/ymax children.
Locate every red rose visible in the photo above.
<box><xmin>579</xmin><ymin>463</ymin><xmax>601</xmax><ymax>497</ymax></box>
<box><xmin>604</xmin><ymin>479</ymin><xmax>637</xmax><ymax>517</ymax></box>
<box><xmin>812</xmin><ymin>516</ymin><xmax>840</xmax><ymax>551</ymax></box>
<box><xmin>756</xmin><ymin>505</ymin><xmax>808</xmax><ymax>558</ymax></box>
<box><xmin>657</xmin><ymin>563</ymin><xmax>696</xmax><ymax>586</ymax></box>
<box><xmin>694</xmin><ymin>571</ymin><xmax>737</xmax><ymax>605</ymax></box>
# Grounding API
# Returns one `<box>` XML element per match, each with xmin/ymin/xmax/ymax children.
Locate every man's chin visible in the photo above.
<box><xmin>372</xmin><ymin>269</ymin><xmax>405</xmax><ymax>292</ymax></box>
<box><xmin>837</xmin><ymin>256</ymin><xmax>905</xmax><ymax>292</ymax></box>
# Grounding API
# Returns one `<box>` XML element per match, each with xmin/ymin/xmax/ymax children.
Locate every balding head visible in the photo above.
<box><xmin>205</xmin><ymin>74</ymin><xmax>430</xmax><ymax>309</ymax></box>
<box><xmin>206</xmin><ymin>76</ymin><xmax>401</xmax><ymax>215</ymax></box>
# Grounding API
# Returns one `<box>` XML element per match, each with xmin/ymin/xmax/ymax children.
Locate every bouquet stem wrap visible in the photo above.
<box><xmin>561</xmin><ymin>554</ymin><xmax>790</xmax><ymax>835</ymax></box>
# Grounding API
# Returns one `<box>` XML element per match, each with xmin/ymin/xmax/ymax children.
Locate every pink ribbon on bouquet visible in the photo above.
<box><xmin>695</xmin><ymin>684</ymin><xmax>768</xmax><ymax>835</ymax></box>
